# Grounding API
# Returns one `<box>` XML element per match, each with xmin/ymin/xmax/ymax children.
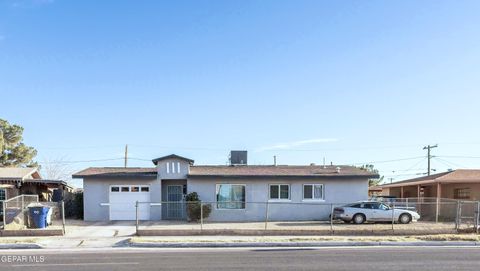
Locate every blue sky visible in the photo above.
<box><xmin>1</xmin><ymin>0</ymin><xmax>480</xmax><ymax>187</ymax></box>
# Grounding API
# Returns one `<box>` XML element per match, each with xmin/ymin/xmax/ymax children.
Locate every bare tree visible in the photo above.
<box><xmin>41</xmin><ymin>156</ymin><xmax>74</xmax><ymax>181</ymax></box>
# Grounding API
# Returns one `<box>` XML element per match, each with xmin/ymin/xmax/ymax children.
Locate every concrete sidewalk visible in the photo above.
<box><xmin>1</xmin><ymin>234</ymin><xmax>480</xmax><ymax>249</ymax></box>
<box><xmin>0</xmin><ymin>219</ymin><xmax>477</xmax><ymax>249</ymax></box>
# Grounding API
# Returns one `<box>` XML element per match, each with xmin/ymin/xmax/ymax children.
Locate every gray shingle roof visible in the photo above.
<box><xmin>189</xmin><ymin>165</ymin><xmax>378</xmax><ymax>178</ymax></box>
<box><xmin>72</xmin><ymin>167</ymin><xmax>157</xmax><ymax>178</ymax></box>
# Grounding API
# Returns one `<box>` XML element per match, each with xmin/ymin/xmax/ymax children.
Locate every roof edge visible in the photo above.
<box><xmin>152</xmin><ymin>154</ymin><xmax>194</xmax><ymax>165</ymax></box>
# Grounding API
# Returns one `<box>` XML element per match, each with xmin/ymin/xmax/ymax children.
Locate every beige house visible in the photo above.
<box><xmin>380</xmin><ymin>169</ymin><xmax>480</xmax><ymax>201</ymax></box>
<box><xmin>0</xmin><ymin>167</ymin><xmax>74</xmax><ymax>202</ymax></box>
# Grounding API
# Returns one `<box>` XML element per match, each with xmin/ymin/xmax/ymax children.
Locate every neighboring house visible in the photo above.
<box><xmin>73</xmin><ymin>152</ymin><xmax>378</xmax><ymax>222</ymax></box>
<box><xmin>0</xmin><ymin>167</ymin><xmax>74</xmax><ymax>202</ymax></box>
<box><xmin>379</xmin><ymin>169</ymin><xmax>480</xmax><ymax>201</ymax></box>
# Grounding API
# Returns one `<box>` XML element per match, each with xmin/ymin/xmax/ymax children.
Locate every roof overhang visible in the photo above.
<box><xmin>188</xmin><ymin>174</ymin><xmax>378</xmax><ymax>179</ymax></box>
<box><xmin>72</xmin><ymin>173</ymin><xmax>157</xmax><ymax>179</ymax></box>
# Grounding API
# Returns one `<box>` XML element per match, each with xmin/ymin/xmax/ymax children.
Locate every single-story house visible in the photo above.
<box><xmin>73</xmin><ymin>152</ymin><xmax>379</xmax><ymax>222</ymax></box>
<box><xmin>379</xmin><ymin>169</ymin><xmax>480</xmax><ymax>201</ymax></box>
<box><xmin>0</xmin><ymin>167</ymin><xmax>74</xmax><ymax>202</ymax></box>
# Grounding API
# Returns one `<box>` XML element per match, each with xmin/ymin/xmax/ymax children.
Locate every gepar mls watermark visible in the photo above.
<box><xmin>1</xmin><ymin>255</ymin><xmax>45</xmax><ymax>263</ymax></box>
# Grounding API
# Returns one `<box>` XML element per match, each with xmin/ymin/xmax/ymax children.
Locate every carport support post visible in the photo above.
<box><xmin>135</xmin><ymin>201</ymin><xmax>139</xmax><ymax>236</ymax></box>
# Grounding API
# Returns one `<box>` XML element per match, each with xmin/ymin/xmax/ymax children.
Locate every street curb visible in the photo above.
<box><xmin>128</xmin><ymin>241</ymin><xmax>480</xmax><ymax>248</ymax></box>
<box><xmin>0</xmin><ymin>243</ymin><xmax>43</xmax><ymax>249</ymax></box>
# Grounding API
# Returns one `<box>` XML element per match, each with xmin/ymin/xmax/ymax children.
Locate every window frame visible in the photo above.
<box><xmin>0</xmin><ymin>188</ymin><xmax>6</xmax><ymax>201</ymax></box>
<box><xmin>454</xmin><ymin>188</ymin><xmax>471</xmax><ymax>200</ymax></box>
<box><xmin>268</xmin><ymin>184</ymin><xmax>291</xmax><ymax>201</ymax></box>
<box><xmin>302</xmin><ymin>184</ymin><xmax>325</xmax><ymax>201</ymax></box>
<box><xmin>215</xmin><ymin>184</ymin><xmax>246</xmax><ymax>210</ymax></box>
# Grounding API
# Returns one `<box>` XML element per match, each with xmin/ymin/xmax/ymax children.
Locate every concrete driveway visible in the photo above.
<box><xmin>30</xmin><ymin>220</ymin><xmax>137</xmax><ymax>249</ymax></box>
<box><xmin>64</xmin><ymin>220</ymin><xmax>136</xmax><ymax>238</ymax></box>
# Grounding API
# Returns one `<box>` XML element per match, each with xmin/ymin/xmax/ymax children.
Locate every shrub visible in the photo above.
<box><xmin>185</xmin><ymin>192</ymin><xmax>211</xmax><ymax>222</ymax></box>
<box><xmin>65</xmin><ymin>192</ymin><xmax>84</xmax><ymax>219</ymax></box>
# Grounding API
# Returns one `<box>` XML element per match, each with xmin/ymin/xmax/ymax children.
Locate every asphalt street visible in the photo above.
<box><xmin>0</xmin><ymin>247</ymin><xmax>479</xmax><ymax>271</ymax></box>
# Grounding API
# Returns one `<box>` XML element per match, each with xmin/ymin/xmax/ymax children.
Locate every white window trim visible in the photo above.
<box><xmin>109</xmin><ymin>185</ymin><xmax>150</xmax><ymax>193</ymax></box>
<box><xmin>177</xmin><ymin>162</ymin><xmax>181</xmax><ymax>174</ymax></box>
<box><xmin>302</xmin><ymin>184</ymin><xmax>325</xmax><ymax>201</ymax></box>
<box><xmin>166</xmin><ymin>162</ymin><xmax>170</xmax><ymax>174</ymax></box>
<box><xmin>268</xmin><ymin>184</ymin><xmax>291</xmax><ymax>201</ymax></box>
<box><xmin>215</xmin><ymin>184</ymin><xmax>246</xmax><ymax>210</ymax></box>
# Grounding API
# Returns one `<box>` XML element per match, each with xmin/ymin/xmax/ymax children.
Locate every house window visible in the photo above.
<box><xmin>0</xmin><ymin>189</ymin><xmax>6</xmax><ymax>201</ymax></box>
<box><xmin>131</xmin><ymin>186</ymin><xmax>140</xmax><ymax>192</ymax></box>
<box><xmin>303</xmin><ymin>184</ymin><xmax>324</xmax><ymax>200</ymax></box>
<box><xmin>121</xmin><ymin>187</ymin><xmax>130</xmax><ymax>192</ymax></box>
<box><xmin>111</xmin><ymin>187</ymin><xmax>120</xmax><ymax>192</ymax></box>
<box><xmin>216</xmin><ymin>184</ymin><xmax>245</xmax><ymax>209</ymax></box>
<box><xmin>141</xmin><ymin>187</ymin><xmax>149</xmax><ymax>192</ymax></box>
<box><xmin>454</xmin><ymin>188</ymin><xmax>470</xmax><ymax>199</ymax></box>
<box><xmin>177</xmin><ymin>162</ymin><xmax>181</xmax><ymax>174</ymax></box>
<box><xmin>269</xmin><ymin>184</ymin><xmax>290</xmax><ymax>200</ymax></box>
<box><xmin>166</xmin><ymin>163</ymin><xmax>170</xmax><ymax>174</ymax></box>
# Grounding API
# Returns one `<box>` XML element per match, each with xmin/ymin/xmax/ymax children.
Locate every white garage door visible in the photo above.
<box><xmin>109</xmin><ymin>185</ymin><xmax>150</xmax><ymax>220</ymax></box>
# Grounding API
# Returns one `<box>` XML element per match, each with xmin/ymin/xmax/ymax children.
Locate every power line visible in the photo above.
<box><xmin>351</xmin><ymin>156</ymin><xmax>425</xmax><ymax>165</ymax></box>
<box><xmin>38</xmin><ymin>158</ymin><xmax>125</xmax><ymax>164</ymax></box>
<box><xmin>434</xmin><ymin>157</ymin><xmax>465</xmax><ymax>169</ymax></box>
<box><xmin>437</xmin><ymin>155</ymin><xmax>480</xmax><ymax>159</ymax></box>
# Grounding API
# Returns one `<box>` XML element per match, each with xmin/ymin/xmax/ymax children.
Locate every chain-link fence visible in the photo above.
<box><xmin>1</xmin><ymin>195</ymin><xmax>65</xmax><ymax>233</ymax></box>
<box><xmin>132</xmin><ymin>198</ymin><xmax>480</xmax><ymax>235</ymax></box>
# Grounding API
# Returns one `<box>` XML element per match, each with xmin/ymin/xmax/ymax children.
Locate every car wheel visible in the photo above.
<box><xmin>399</xmin><ymin>213</ymin><xmax>411</xmax><ymax>224</ymax></box>
<box><xmin>353</xmin><ymin>214</ymin><xmax>365</xmax><ymax>224</ymax></box>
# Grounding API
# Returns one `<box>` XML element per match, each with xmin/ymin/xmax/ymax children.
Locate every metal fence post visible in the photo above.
<box><xmin>455</xmin><ymin>201</ymin><xmax>460</xmax><ymax>231</ymax></box>
<box><xmin>330</xmin><ymin>204</ymin><xmax>334</xmax><ymax>234</ymax></box>
<box><xmin>476</xmin><ymin>201</ymin><xmax>480</xmax><ymax>234</ymax></box>
<box><xmin>2</xmin><ymin>200</ymin><xmax>6</xmax><ymax>230</ymax></box>
<box><xmin>264</xmin><ymin>201</ymin><xmax>269</xmax><ymax>231</ymax></box>
<box><xmin>61</xmin><ymin>201</ymin><xmax>66</xmax><ymax>235</ymax></box>
<box><xmin>391</xmin><ymin>203</ymin><xmax>395</xmax><ymax>232</ymax></box>
<box><xmin>200</xmin><ymin>202</ymin><xmax>203</xmax><ymax>231</ymax></box>
<box><xmin>135</xmin><ymin>201</ymin><xmax>139</xmax><ymax>236</ymax></box>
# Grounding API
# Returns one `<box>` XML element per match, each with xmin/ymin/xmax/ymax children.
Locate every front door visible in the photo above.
<box><xmin>166</xmin><ymin>185</ymin><xmax>185</xmax><ymax>219</ymax></box>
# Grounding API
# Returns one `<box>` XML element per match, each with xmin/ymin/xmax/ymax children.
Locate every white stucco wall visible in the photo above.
<box><xmin>187</xmin><ymin>177</ymin><xmax>369</xmax><ymax>221</ymax></box>
<box><xmin>83</xmin><ymin>177</ymin><xmax>160</xmax><ymax>221</ymax></box>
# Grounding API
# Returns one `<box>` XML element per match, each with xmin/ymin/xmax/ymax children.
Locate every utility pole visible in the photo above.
<box><xmin>423</xmin><ymin>144</ymin><xmax>438</xmax><ymax>176</ymax></box>
<box><xmin>124</xmin><ymin>144</ymin><xmax>128</xmax><ymax>168</ymax></box>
